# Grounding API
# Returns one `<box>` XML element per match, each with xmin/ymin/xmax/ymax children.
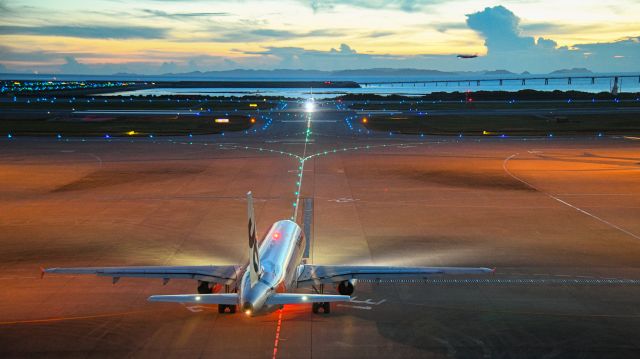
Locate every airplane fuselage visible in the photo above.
<box><xmin>239</xmin><ymin>220</ymin><xmax>304</xmax><ymax>315</ymax></box>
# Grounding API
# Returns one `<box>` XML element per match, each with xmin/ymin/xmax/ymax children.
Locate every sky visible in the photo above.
<box><xmin>0</xmin><ymin>0</ymin><xmax>638</xmax><ymax>74</ymax></box>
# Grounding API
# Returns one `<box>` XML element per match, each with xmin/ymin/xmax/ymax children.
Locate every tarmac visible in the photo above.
<box><xmin>1</xmin><ymin>102</ymin><xmax>640</xmax><ymax>358</ymax></box>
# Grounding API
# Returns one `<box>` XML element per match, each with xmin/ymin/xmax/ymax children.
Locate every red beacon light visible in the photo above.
<box><xmin>273</xmin><ymin>231</ymin><xmax>281</xmax><ymax>240</ymax></box>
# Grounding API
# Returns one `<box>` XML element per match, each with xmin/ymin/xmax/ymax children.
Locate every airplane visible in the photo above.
<box><xmin>44</xmin><ymin>192</ymin><xmax>493</xmax><ymax>316</ymax></box>
<box><xmin>457</xmin><ymin>54</ymin><xmax>478</xmax><ymax>59</ymax></box>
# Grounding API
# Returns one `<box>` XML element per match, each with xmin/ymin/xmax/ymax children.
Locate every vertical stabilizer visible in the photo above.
<box><xmin>247</xmin><ymin>191</ymin><xmax>262</xmax><ymax>287</ymax></box>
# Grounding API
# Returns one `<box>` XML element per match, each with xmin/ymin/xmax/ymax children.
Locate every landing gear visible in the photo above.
<box><xmin>213</xmin><ymin>284</ymin><xmax>236</xmax><ymax>314</ymax></box>
<box><xmin>311</xmin><ymin>284</ymin><xmax>331</xmax><ymax>314</ymax></box>
<box><xmin>312</xmin><ymin>302</ymin><xmax>331</xmax><ymax>314</ymax></box>
<box><xmin>323</xmin><ymin>302</ymin><xmax>330</xmax><ymax>313</ymax></box>
<box><xmin>218</xmin><ymin>304</ymin><xmax>237</xmax><ymax>314</ymax></box>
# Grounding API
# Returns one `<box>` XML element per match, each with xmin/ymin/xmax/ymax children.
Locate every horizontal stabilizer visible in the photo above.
<box><xmin>44</xmin><ymin>265</ymin><xmax>239</xmax><ymax>284</ymax></box>
<box><xmin>265</xmin><ymin>293</ymin><xmax>350</xmax><ymax>305</ymax></box>
<box><xmin>148</xmin><ymin>293</ymin><xmax>238</xmax><ymax>305</ymax></box>
<box><xmin>297</xmin><ymin>265</ymin><xmax>494</xmax><ymax>286</ymax></box>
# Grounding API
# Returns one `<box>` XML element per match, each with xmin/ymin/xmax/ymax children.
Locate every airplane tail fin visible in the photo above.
<box><xmin>247</xmin><ymin>191</ymin><xmax>262</xmax><ymax>287</ymax></box>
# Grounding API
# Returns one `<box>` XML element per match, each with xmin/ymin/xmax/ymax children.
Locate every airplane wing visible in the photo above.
<box><xmin>296</xmin><ymin>265</ymin><xmax>493</xmax><ymax>286</ymax></box>
<box><xmin>148</xmin><ymin>293</ymin><xmax>238</xmax><ymax>305</ymax></box>
<box><xmin>44</xmin><ymin>265</ymin><xmax>241</xmax><ymax>285</ymax></box>
<box><xmin>265</xmin><ymin>293</ymin><xmax>350</xmax><ymax>305</ymax></box>
<box><xmin>146</xmin><ymin>293</ymin><xmax>349</xmax><ymax>305</ymax></box>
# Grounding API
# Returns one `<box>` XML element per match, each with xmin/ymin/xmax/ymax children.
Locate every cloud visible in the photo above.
<box><xmin>240</xmin><ymin>43</ymin><xmax>437</xmax><ymax>70</ymax></box>
<box><xmin>460</xmin><ymin>6</ymin><xmax>638</xmax><ymax>72</ymax></box>
<box><xmin>60</xmin><ymin>56</ymin><xmax>89</xmax><ymax>74</ymax></box>
<box><xmin>573</xmin><ymin>36</ymin><xmax>639</xmax><ymax>59</ymax></box>
<box><xmin>306</xmin><ymin>0</ymin><xmax>439</xmax><ymax>12</ymax></box>
<box><xmin>536</xmin><ymin>37</ymin><xmax>558</xmax><ymax>49</ymax></box>
<box><xmin>0</xmin><ymin>25</ymin><xmax>167</xmax><ymax>39</ymax></box>
<box><xmin>366</xmin><ymin>31</ymin><xmax>396</xmax><ymax>38</ymax></box>
<box><xmin>435</xmin><ymin>22</ymin><xmax>468</xmax><ymax>33</ymax></box>
<box><xmin>1</xmin><ymin>4</ymin><xmax>638</xmax><ymax>75</ymax></box>
<box><xmin>141</xmin><ymin>9</ymin><xmax>231</xmax><ymax>18</ymax></box>
<box><xmin>466</xmin><ymin>6</ymin><xmax>536</xmax><ymax>52</ymax></box>
<box><xmin>212</xmin><ymin>28</ymin><xmax>345</xmax><ymax>42</ymax></box>
<box><xmin>331</xmin><ymin>44</ymin><xmax>357</xmax><ymax>54</ymax></box>
<box><xmin>521</xmin><ymin>22</ymin><xmax>589</xmax><ymax>34</ymax></box>
<box><xmin>158</xmin><ymin>61</ymin><xmax>180</xmax><ymax>73</ymax></box>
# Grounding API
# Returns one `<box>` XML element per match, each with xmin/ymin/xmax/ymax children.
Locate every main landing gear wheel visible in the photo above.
<box><xmin>312</xmin><ymin>302</ymin><xmax>331</xmax><ymax>314</ymax></box>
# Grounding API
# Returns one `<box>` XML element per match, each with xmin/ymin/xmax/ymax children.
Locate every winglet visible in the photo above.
<box><xmin>40</xmin><ymin>266</ymin><xmax>46</xmax><ymax>279</ymax></box>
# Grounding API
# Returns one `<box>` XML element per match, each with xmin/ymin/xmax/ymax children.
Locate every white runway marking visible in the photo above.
<box><xmin>336</xmin><ymin>304</ymin><xmax>372</xmax><ymax>310</ymax></box>
<box><xmin>328</xmin><ymin>197</ymin><xmax>360</xmax><ymax>203</ymax></box>
<box><xmin>503</xmin><ymin>153</ymin><xmax>640</xmax><ymax>241</ymax></box>
<box><xmin>350</xmin><ymin>297</ymin><xmax>386</xmax><ymax>305</ymax></box>
<box><xmin>337</xmin><ymin>297</ymin><xmax>387</xmax><ymax>310</ymax></box>
<box><xmin>88</xmin><ymin>153</ymin><xmax>103</xmax><ymax>168</ymax></box>
<box><xmin>185</xmin><ymin>305</ymin><xmax>206</xmax><ymax>313</ymax></box>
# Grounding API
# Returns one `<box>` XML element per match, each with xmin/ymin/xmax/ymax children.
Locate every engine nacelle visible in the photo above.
<box><xmin>197</xmin><ymin>281</ymin><xmax>222</xmax><ymax>294</ymax></box>
<box><xmin>197</xmin><ymin>281</ymin><xmax>213</xmax><ymax>294</ymax></box>
<box><xmin>337</xmin><ymin>279</ymin><xmax>356</xmax><ymax>296</ymax></box>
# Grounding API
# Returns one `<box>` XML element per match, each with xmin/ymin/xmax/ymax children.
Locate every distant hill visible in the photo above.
<box><xmin>168</xmin><ymin>69</ymin><xmax>328</xmax><ymax>79</ymax></box>
<box><xmin>550</xmin><ymin>68</ymin><xmax>593</xmax><ymax>74</ymax></box>
<box><xmin>163</xmin><ymin>68</ymin><xmax>463</xmax><ymax>79</ymax></box>
<box><xmin>331</xmin><ymin>68</ymin><xmax>458</xmax><ymax>76</ymax></box>
<box><xmin>484</xmin><ymin>69</ymin><xmax>515</xmax><ymax>75</ymax></box>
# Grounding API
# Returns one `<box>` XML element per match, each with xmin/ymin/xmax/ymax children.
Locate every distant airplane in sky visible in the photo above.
<box><xmin>457</xmin><ymin>54</ymin><xmax>479</xmax><ymax>59</ymax></box>
<box><xmin>45</xmin><ymin>192</ymin><xmax>493</xmax><ymax>316</ymax></box>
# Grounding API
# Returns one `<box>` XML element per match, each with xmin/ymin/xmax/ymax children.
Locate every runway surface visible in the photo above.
<box><xmin>1</xmin><ymin>102</ymin><xmax>640</xmax><ymax>358</ymax></box>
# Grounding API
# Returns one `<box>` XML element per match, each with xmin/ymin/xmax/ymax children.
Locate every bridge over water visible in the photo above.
<box><xmin>359</xmin><ymin>74</ymin><xmax>640</xmax><ymax>94</ymax></box>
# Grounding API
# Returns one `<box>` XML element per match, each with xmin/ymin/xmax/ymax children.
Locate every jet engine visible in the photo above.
<box><xmin>197</xmin><ymin>281</ymin><xmax>213</xmax><ymax>294</ymax></box>
<box><xmin>337</xmin><ymin>279</ymin><xmax>356</xmax><ymax>296</ymax></box>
